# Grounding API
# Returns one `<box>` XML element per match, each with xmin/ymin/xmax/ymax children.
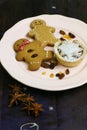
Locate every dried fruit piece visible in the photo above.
<box><xmin>59</xmin><ymin>30</ymin><xmax>66</xmax><ymax>35</ymax></box>
<box><xmin>56</xmin><ymin>72</ymin><xmax>65</xmax><ymax>79</ymax></box>
<box><xmin>65</xmin><ymin>69</ymin><xmax>70</xmax><ymax>75</ymax></box>
<box><xmin>68</xmin><ymin>32</ymin><xmax>75</xmax><ymax>38</ymax></box>
<box><xmin>60</xmin><ymin>37</ymin><xmax>66</xmax><ymax>41</ymax></box>
<box><xmin>41</xmin><ymin>62</ymin><xmax>50</xmax><ymax>68</ymax></box>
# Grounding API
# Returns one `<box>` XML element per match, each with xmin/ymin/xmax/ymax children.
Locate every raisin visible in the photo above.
<box><xmin>56</xmin><ymin>73</ymin><xmax>65</xmax><ymax>79</ymax></box>
<box><xmin>59</xmin><ymin>30</ymin><xmax>66</xmax><ymax>35</ymax></box>
<box><xmin>60</xmin><ymin>37</ymin><xmax>66</xmax><ymax>41</ymax></box>
<box><xmin>41</xmin><ymin>62</ymin><xmax>50</xmax><ymax>68</ymax></box>
<box><xmin>56</xmin><ymin>73</ymin><xmax>59</xmax><ymax>77</ymax></box>
<box><xmin>68</xmin><ymin>32</ymin><xmax>75</xmax><ymax>38</ymax></box>
<box><xmin>49</xmin><ymin>63</ymin><xmax>55</xmax><ymax>69</ymax></box>
<box><xmin>65</xmin><ymin>69</ymin><xmax>70</xmax><ymax>75</ymax></box>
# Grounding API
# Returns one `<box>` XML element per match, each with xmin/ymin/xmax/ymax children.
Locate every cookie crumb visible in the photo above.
<box><xmin>50</xmin><ymin>73</ymin><xmax>55</xmax><ymax>78</ymax></box>
<box><xmin>42</xmin><ymin>71</ymin><xmax>46</xmax><ymax>75</ymax></box>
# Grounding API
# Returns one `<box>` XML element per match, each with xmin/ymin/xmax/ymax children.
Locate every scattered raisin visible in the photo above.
<box><xmin>41</xmin><ymin>62</ymin><xmax>50</xmax><ymax>68</ymax></box>
<box><xmin>60</xmin><ymin>37</ymin><xmax>65</xmax><ymax>41</ymax></box>
<box><xmin>65</xmin><ymin>69</ymin><xmax>70</xmax><ymax>75</ymax></box>
<box><xmin>68</xmin><ymin>32</ymin><xmax>75</xmax><ymax>38</ymax></box>
<box><xmin>56</xmin><ymin>73</ymin><xmax>59</xmax><ymax>77</ymax></box>
<box><xmin>56</xmin><ymin>72</ymin><xmax>65</xmax><ymax>79</ymax></box>
<box><xmin>59</xmin><ymin>30</ymin><xmax>66</xmax><ymax>35</ymax></box>
<box><xmin>49</xmin><ymin>63</ymin><xmax>56</xmax><ymax>69</ymax></box>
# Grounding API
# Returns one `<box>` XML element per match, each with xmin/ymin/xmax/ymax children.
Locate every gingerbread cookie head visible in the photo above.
<box><xmin>30</xmin><ymin>19</ymin><xmax>46</xmax><ymax>28</ymax></box>
<box><xmin>28</xmin><ymin>19</ymin><xmax>58</xmax><ymax>47</ymax></box>
<box><xmin>14</xmin><ymin>38</ymin><xmax>30</xmax><ymax>52</ymax></box>
<box><xmin>16</xmin><ymin>40</ymin><xmax>53</xmax><ymax>71</ymax></box>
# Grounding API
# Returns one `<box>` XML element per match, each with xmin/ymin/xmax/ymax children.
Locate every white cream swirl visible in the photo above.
<box><xmin>54</xmin><ymin>40</ymin><xmax>84</xmax><ymax>62</ymax></box>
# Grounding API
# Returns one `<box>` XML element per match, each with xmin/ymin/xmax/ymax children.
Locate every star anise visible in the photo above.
<box><xmin>9</xmin><ymin>84</ymin><xmax>22</xmax><ymax>94</ymax></box>
<box><xmin>8</xmin><ymin>92</ymin><xmax>26</xmax><ymax>107</ymax></box>
<box><xmin>32</xmin><ymin>102</ymin><xmax>44</xmax><ymax>117</ymax></box>
<box><xmin>20</xmin><ymin>95</ymin><xmax>35</xmax><ymax>103</ymax></box>
<box><xmin>22</xmin><ymin>102</ymin><xmax>44</xmax><ymax>117</ymax></box>
<box><xmin>8</xmin><ymin>84</ymin><xmax>44</xmax><ymax>117</ymax></box>
<box><xmin>22</xmin><ymin>103</ymin><xmax>34</xmax><ymax>115</ymax></box>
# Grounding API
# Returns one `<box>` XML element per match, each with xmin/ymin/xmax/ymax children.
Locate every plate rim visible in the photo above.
<box><xmin>0</xmin><ymin>14</ymin><xmax>87</xmax><ymax>91</ymax></box>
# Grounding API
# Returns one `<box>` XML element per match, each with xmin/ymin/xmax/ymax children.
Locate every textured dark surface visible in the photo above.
<box><xmin>0</xmin><ymin>0</ymin><xmax>87</xmax><ymax>37</ymax></box>
<box><xmin>0</xmin><ymin>0</ymin><xmax>87</xmax><ymax>130</ymax></box>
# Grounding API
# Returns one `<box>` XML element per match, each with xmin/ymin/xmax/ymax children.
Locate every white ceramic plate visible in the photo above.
<box><xmin>0</xmin><ymin>14</ymin><xmax>87</xmax><ymax>91</ymax></box>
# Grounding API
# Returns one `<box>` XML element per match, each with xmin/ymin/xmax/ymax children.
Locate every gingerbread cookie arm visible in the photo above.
<box><xmin>47</xmin><ymin>26</ymin><xmax>56</xmax><ymax>33</ymax></box>
<box><xmin>28</xmin><ymin>29</ymin><xmax>35</xmax><ymax>38</ymax></box>
<box><xmin>44</xmin><ymin>50</ymin><xmax>53</xmax><ymax>61</ymax></box>
<box><xmin>16</xmin><ymin>51</ymin><xmax>25</xmax><ymax>61</ymax></box>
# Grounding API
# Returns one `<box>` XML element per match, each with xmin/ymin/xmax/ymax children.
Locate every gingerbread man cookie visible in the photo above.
<box><xmin>15</xmin><ymin>40</ymin><xmax>53</xmax><ymax>71</ymax></box>
<box><xmin>28</xmin><ymin>19</ymin><xmax>58</xmax><ymax>47</ymax></box>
